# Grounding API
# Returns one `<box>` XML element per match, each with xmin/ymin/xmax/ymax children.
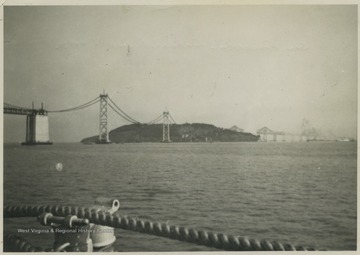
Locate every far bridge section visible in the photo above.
<box><xmin>4</xmin><ymin>103</ymin><xmax>52</xmax><ymax>145</ymax></box>
<box><xmin>256</xmin><ymin>126</ymin><xmax>307</xmax><ymax>142</ymax></box>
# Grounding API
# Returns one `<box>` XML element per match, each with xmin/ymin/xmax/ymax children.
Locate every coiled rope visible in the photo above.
<box><xmin>4</xmin><ymin>234</ymin><xmax>44</xmax><ymax>252</ymax></box>
<box><xmin>4</xmin><ymin>234</ymin><xmax>70</xmax><ymax>252</ymax></box>
<box><xmin>4</xmin><ymin>205</ymin><xmax>322</xmax><ymax>251</ymax></box>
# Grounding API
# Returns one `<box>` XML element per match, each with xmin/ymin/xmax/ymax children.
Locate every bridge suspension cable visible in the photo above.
<box><xmin>168</xmin><ymin>113</ymin><xmax>176</xmax><ymax>124</ymax></box>
<box><xmin>4</xmin><ymin>102</ymin><xmax>32</xmax><ymax>110</ymax></box>
<box><xmin>47</xmin><ymin>97</ymin><xmax>100</xmax><ymax>113</ymax></box>
<box><xmin>147</xmin><ymin>114</ymin><xmax>164</xmax><ymax>124</ymax></box>
<box><xmin>107</xmin><ymin>96</ymin><xmax>140</xmax><ymax>124</ymax></box>
<box><xmin>108</xmin><ymin>104</ymin><xmax>140</xmax><ymax>124</ymax></box>
<box><xmin>146</xmin><ymin>112</ymin><xmax>177</xmax><ymax>125</ymax></box>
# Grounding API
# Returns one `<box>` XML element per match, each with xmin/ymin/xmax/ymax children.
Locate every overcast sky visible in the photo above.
<box><xmin>4</xmin><ymin>5</ymin><xmax>357</xmax><ymax>142</ymax></box>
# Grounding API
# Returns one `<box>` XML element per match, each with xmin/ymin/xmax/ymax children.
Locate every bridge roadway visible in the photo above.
<box><xmin>4</xmin><ymin>107</ymin><xmax>47</xmax><ymax>116</ymax></box>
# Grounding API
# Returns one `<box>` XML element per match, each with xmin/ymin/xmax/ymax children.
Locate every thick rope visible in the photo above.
<box><xmin>4</xmin><ymin>234</ymin><xmax>70</xmax><ymax>252</ymax></box>
<box><xmin>4</xmin><ymin>234</ymin><xmax>44</xmax><ymax>252</ymax></box>
<box><xmin>4</xmin><ymin>205</ymin><xmax>321</xmax><ymax>251</ymax></box>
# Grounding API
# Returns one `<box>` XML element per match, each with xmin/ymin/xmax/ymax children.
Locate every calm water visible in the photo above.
<box><xmin>3</xmin><ymin>142</ymin><xmax>357</xmax><ymax>251</ymax></box>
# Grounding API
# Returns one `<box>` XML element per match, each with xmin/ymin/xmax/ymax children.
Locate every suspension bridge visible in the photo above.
<box><xmin>4</xmin><ymin>93</ymin><xmax>176</xmax><ymax>145</ymax></box>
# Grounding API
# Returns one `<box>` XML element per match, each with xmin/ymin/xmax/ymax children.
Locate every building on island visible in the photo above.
<box><xmin>230</xmin><ymin>126</ymin><xmax>244</xmax><ymax>133</ymax></box>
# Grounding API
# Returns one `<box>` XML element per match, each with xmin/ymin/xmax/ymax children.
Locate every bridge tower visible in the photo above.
<box><xmin>162</xmin><ymin>111</ymin><xmax>171</xmax><ymax>142</ymax></box>
<box><xmin>22</xmin><ymin>105</ymin><xmax>52</xmax><ymax>145</ymax></box>
<box><xmin>98</xmin><ymin>93</ymin><xmax>111</xmax><ymax>144</ymax></box>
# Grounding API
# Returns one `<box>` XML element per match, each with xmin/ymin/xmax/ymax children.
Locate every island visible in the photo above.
<box><xmin>81</xmin><ymin>123</ymin><xmax>260</xmax><ymax>143</ymax></box>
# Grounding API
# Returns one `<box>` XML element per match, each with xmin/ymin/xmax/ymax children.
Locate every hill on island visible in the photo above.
<box><xmin>81</xmin><ymin>123</ymin><xmax>259</xmax><ymax>143</ymax></box>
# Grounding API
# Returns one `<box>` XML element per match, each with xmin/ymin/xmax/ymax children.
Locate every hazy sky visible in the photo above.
<box><xmin>4</xmin><ymin>5</ymin><xmax>357</xmax><ymax>142</ymax></box>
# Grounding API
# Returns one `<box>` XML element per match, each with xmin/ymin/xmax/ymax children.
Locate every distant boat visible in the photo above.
<box><xmin>336</xmin><ymin>138</ymin><xmax>352</xmax><ymax>142</ymax></box>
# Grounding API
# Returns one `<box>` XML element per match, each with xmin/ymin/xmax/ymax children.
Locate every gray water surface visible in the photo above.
<box><xmin>4</xmin><ymin>142</ymin><xmax>357</xmax><ymax>251</ymax></box>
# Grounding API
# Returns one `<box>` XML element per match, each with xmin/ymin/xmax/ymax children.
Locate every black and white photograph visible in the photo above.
<box><xmin>3</xmin><ymin>1</ymin><xmax>358</xmax><ymax>252</ymax></box>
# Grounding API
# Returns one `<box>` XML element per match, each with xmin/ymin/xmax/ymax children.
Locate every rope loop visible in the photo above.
<box><xmin>22</xmin><ymin>243</ymin><xmax>32</xmax><ymax>252</ymax></box>
<box><xmin>129</xmin><ymin>218</ymin><xmax>137</xmax><ymax>230</ymax></box>
<box><xmin>71</xmin><ymin>206</ymin><xmax>79</xmax><ymax>216</ymax></box>
<box><xmin>188</xmin><ymin>228</ymin><xmax>199</xmax><ymax>242</ymax></box>
<box><xmin>137</xmin><ymin>219</ymin><xmax>146</xmax><ymax>231</ymax></box>
<box><xmin>284</xmin><ymin>243</ymin><xmax>296</xmax><ymax>251</ymax></box>
<box><xmin>18</xmin><ymin>240</ymin><xmax>26</xmax><ymax>251</ymax></box>
<box><xmin>154</xmin><ymin>222</ymin><xmax>162</xmax><ymax>235</ymax></box>
<box><xmin>105</xmin><ymin>213</ymin><xmax>114</xmax><ymax>227</ymax></box>
<box><xmin>4</xmin><ymin>234</ymin><xmax>43</xmax><ymax>252</ymax></box>
<box><xmin>144</xmin><ymin>221</ymin><xmax>154</xmax><ymax>233</ymax></box>
<box><xmin>92</xmin><ymin>211</ymin><xmax>102</xmax><ymax>224</ymax></box>
<box><xmin>227</xmin><ymin>235</ymin><xmax>239</xmax><ymax>250</ymax></box>
<box><xmin>208</xmin><ymin>232</ymin><xmax>219</xmax><ymax>247</ymax></box>
<box><xmin>64</xmin><ymin>206</ymin><xmax>72</xmax><ymax>215</ymax></box>
<box><xmin>218</xmin><ymin>233</ymin><xmax>230</xmax><ymax>250</ymax></box>
<box><xmin>13</xmin><ymin>206</ymin><xmax>21</xmax><ymax>215</ymax></box>
<box><xmin>98</xmin><ymin>211</ymin><xmax>107</xmax><ymax>223</ymax></box>
<box><xmin>171</xmin><ymin>226</ymin><xmax>181</xmax><ymax>239</ymax></box>
<box><xmin>78</xmin><ymin>207</ymin><xmax>86</xmax><ymax>218</ymax></box>
<box><xmin>44</xmin><ymin>205</ymin><xmax>52</xmax><ymax>214</ymax></box>
<box><xmin>161</xmin><ymin>223</ymin><xmax>171</xmax><ymax>236</ymax></box>
<box><xmin>238</xmin><ymin>236</ymin><xmax>252</xmax><ymax>251</ymax></box>
<box><xmin>179</xmin><ymin>226</ymin><xmax>189</xmax><ymax>241</ymax></box>
<box><xmin>121</xmin><ymin>217</ymin><xmax>130</xmax><ymax>229</ymax></box>
<box><xmin>295</xmin><ymin>245</ymin><xmax>307</xmax><ymax>251</ymax></box>
<box><xmin>114</xmin><ymin>215</ymin><xmax>122</xmax><ymax>228</ymax></box>
<box><xmin>4</xmin><ymin>206</ymin><xmax>12</xmax><ymax>217</ymax></box>
<box><xmin>272</xmin><ymin>240</ymin><xmax>285</xmax><ymax>251</ymax></box>
<box><xmin>260</xmin><ymin>239</ymin><xmax>274</xmax><ymax>251</ymax></box>
<box><xmin>198</xmin><ymin>230</ymin><xmax>210</xmax><ymax>246</ymax></box>
<box><xmin>250</xmin><ymin>238</ymin><xmax>262</xmax><ymax>250</ymax></box>
<box><xmin>52</xmin><ymin>205</ymin><xmax>60</xmax><ymax>215</ymax></box>
<box><xmin>60</xmin><ymin>205</ymin><xmax>67</xmax><ymax>215</ymax></box>
<box><xmin>84</xmin><ymin>208</ymin><xmax>92</xmax><ymax>219</ymax></box>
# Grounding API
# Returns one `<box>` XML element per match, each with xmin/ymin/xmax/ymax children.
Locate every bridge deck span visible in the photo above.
<box><xmin>4</xmin><ymin>107</ymin><xmax>47</xmax><ymax>116</ymax></box>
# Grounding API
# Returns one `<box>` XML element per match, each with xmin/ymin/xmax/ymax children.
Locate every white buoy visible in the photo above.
<box><xmin>56</xmin><ymin>163</ymin><xmax>63</xmax><ymax>171</ymax></box>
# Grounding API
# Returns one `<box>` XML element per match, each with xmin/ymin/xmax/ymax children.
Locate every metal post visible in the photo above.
<box><xmin>162</xmin><ymin>111</ymin><xmax>171</xmax><ymax>142</ymax></box>
<box><xmin>99</xmin><ymin>94</ymin><xmax>110</xmax><ymax>143</ymax></box>
<box><xmin>28</xmin><ymin>114</ymin><xmax>36</xmax><ymax>143</ymax></box>
<box><xmin>25</xmin><ymin>115</ymin><xmax>30</xmax><ymax>143</ymax></box>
